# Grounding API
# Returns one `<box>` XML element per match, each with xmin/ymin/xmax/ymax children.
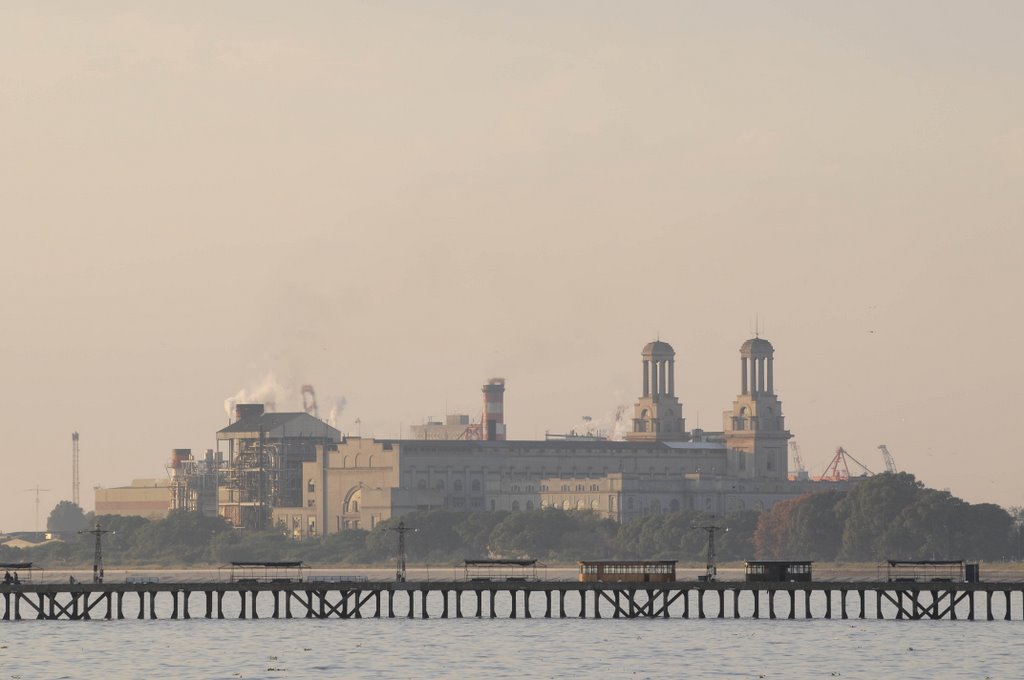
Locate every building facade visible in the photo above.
<box><xmin>271</xmin><ymin>337</ymin><xmax>845</xmax><ymax>539</ymax></box>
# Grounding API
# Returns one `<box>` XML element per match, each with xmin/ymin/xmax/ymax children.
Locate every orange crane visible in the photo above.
<box><xmin>817</xmin><ymin>446</ymin><xmax>874</xmax><ymax>481</ymax></box>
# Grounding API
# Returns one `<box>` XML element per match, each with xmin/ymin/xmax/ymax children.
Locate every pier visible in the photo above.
<box><xmin>2</xmin><ymin>580</ymin><xmax>1024</xmax><ymax>621</ymax></box>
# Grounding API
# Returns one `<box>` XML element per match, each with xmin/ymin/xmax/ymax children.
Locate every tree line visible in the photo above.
<box><xmin>754</xmin><ymin>472</ymin><xmax>1016</xmax><ymax>562</ymax></box>
<box><xmin>3</xmin><ymin>472</ymin><xmax>1018</xmax><ymax>568</ymax></box>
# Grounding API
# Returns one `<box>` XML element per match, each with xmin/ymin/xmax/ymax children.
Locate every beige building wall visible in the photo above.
<box><xmin>95</xmin><ymin>479</ymin><xmax>172</xmax><ymax>520</ymax></box>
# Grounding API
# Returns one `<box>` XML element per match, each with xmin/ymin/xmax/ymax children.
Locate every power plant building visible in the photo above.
<box><xmin>258</xmin><ymin>338</ymin><xmax>839</xmax><ymax>539</ymax></box>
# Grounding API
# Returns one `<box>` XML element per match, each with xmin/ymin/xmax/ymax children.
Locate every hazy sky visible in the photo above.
<box><xmin>2</xmin><ymin>2</ymin><xmax>1022</xmax><ymax>531</ymax></box>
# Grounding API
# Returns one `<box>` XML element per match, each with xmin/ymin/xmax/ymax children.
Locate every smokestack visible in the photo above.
<box><xmin>482</xmin><ymin>378</ymin><xmax>506</xmax><ymax>441</ymax></box>
<box><xmin>234</xmin><ymin>403</ymin><xmax>265</xmax><ymax>422</ymax></box>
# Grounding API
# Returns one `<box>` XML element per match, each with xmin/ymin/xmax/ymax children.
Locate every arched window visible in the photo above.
<box><xmin>562</xmin><ymin>500</ymin><xmax>570</xmax><ymax>511</ymax></box>
<box><xmin>342</xmin><ymin>456</ymin><xmax>350</xmax><ymax>469</ymax></box>
<box><xmin>576</xmin><ymin>500</ymin><xmax>584</xmax><ymax>511</ymax></box>
<box><xmin>454</xmin><ymin>479</ymin><xmax>464</xmax><ymax>492</ymax></box>
<box><xmin>354</xmin><ymin>453</ymin><xmax>362</xmax><ymax>468</ymax></box>
<box><xmin>590</xmin><ymin>500</ymin><xmax>599</xmax><ymax>511</ymax></box>
<box><xmin>367</xmin><ymin>455</ymin><xmax>375</xmax><ymax>468</ymax></box>
<box><xmin>471</xmin><ymin>479</ymin><xmax>482</xmax><ymax>493</ymax></box>
<box><xmin>526</xmin><ymin>500</ymin><xmax>534</xmax><ymax>511</ymax></box>
<box><xmin>511</xmin><ymin>500</ymin><xmax>520</xmax><ymax>511</ymax></box>
<box><xmin>307</xmin><ymin>479</ymin><xmax>315</xmax><ymax>493</ymax></box>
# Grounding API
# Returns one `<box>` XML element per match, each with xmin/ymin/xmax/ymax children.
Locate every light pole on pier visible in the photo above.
<box><xmin>387</xmin><ymin>520</ymin><xmax>416</xmax><ymax>582</ymax></box>
<box><xmin>694</xmin><ymin>523</ymin><xmax>728</xmax><ymax>582</ymax></box>
<box><xmin>79</xmin><ymin>522</ymin><xmax>113</xmax><ymax>583</ymax></box>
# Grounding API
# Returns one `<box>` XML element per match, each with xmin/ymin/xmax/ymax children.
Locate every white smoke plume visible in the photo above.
<box><xmin>562</xmin><ymin>402</ymin><xmax>632</xmax><ymax>441</ymax></box>
<box><xmin>327</xmin><ymin>396</ymin><xmax>347</xmax><ymax>427</ymax></box>
<box><xmin>224</xmin><ymin>373</ymin><xmax>291</xmax><ymax>419</ymax></box>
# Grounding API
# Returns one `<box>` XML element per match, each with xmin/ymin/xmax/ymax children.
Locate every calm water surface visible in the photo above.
<box><xmin>0</xmin><ymin>600</ymin><xmax>1017</xmax><ymax>679</ymax></box>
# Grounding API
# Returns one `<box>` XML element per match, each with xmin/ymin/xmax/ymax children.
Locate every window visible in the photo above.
<box><xmin>307</xmin><ymin>499</ymin><xmax>316</xmax><ymax>507</ymax></box>
<box><xmin>562</xmin><ymin>500</ymin><xmax>570</xmax><ymax>510</ymax></box>
<box><xmin>417</xmin><ymin>479</ymin><xmax>427</xmax><ymax>490</ymax></box>
<box><xmin>576</xmin><ymin>484</ymin><xmax>584</xmax><ymax>492</ymax></box>
<box><xmin>512</xmin><ymin>485</ymin><xmax>521</xmax><ymax>492</ymax></box>
<box><xmin>435</xmin><ymin>479</ymin><xmax>445</xmax><ymax>491</ymax></box>
<box><xmin>590</xmin><ymin>484</ymin><xmax>599</xmax><ymax>492</ymax></box>
<box><xmin>526</xmin><ymin>500</ymin><xmax>534</xmax><ymax>511</ymax></box>
<box><xmin>540</xmin><ymin>484</ymin><xmax>549</xmax><ymax>492</ymax></box>
<box><xmin>472</xmin><ymin>480</ymin><xmax>482</xmax><ymax>493</ymax></box>
<box><xmin>561</xmin><ymin>484</ymin><xmax>570</xmax><ymax>492</ymax></box>
<box><xmin>511</xmin><ymin>500</ymin><xmax>520</xmax><ymax>511</ymax></box>
<box><xmin>454</xmin><ymin>479</ymin><xmax>464</xmax><ymax>492</ymax></box>
<box><xmin>307</xmin><ymin>479</ymin><xmax>315</xmax><ymax>493</ymax></box>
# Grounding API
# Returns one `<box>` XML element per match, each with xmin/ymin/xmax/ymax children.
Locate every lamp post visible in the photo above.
<box><xmin>78</xmin><ymin>522</ymin><xmax>113</xmax><ymax>583</ymax></box>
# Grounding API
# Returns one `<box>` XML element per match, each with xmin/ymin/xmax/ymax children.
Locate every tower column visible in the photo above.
<box><xmin>659</xmin><ymin>360</ymin><xmax>667</xmax><ymax>396</ymax></box>
<box><xmin>668</xmin><ymin>359</ymin><xmax>675</xmax><ymax>397</ymax></box>
<box><xmin>652</xmin><ymin>360</ymin><xmax>660</xmax><ymax>397</ymax></box>
<box><xmin>643</xmin><ymin>360</ymin><xmax>650</xmax><ymax>397</ymax></box>
<box><xmin>758</xmin><ymin>358</ymin><xmax>765</xmax><ymax>395</ymax></box>
<box><xmin>767</xmin><ymin>357</ymin><xmax>774</xmax><ymax>395</ymax></box>
<box><xmin>741</xmin><ymin>358</ymin><xmax>748</xmax><ymax>395</ymax></box>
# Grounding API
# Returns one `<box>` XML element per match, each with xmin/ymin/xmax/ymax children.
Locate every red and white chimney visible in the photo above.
<box><xmin>482</xmin><ymin>378</ymin><xmax>506</xmax><ymax>441</ymax></box>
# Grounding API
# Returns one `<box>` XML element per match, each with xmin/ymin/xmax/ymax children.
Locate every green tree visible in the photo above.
<box><xmin>788</xmin><ymin>491</ymin><xmax>846</xmax><ymax>561</ymax></box>
<box><xmin>835</xmin><ymin>472</ymin><xmax>924</xmax><ymax>561</ymax></box>
<box><xmin>753</xmin><ymin>497</ymin><xmax>798</xmax><ymax>559</ymax></box>
<box><xmin>46</xmin><ymin>501</ymin><xmax>87</xmax><ymax>534</ymax></box>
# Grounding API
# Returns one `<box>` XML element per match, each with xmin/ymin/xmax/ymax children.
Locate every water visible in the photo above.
<box><xmin>1</xmin><ymin>590</ymin><xmax>1019</xmax><ymax>679</ymax></box>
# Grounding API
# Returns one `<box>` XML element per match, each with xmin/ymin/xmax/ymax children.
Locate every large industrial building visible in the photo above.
<box><xmin>265</xmin><ymin>337</ymin><xmax>836</xmax><ymax>538</ymax></box>
<box><xmin>155</xmin><ymin>336</ymin><xmax>847</xmax><ymax>537</ymax></box>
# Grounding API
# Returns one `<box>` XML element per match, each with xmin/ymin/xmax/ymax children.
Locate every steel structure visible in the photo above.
<box><xmin>694</xmin><ymin>524</ymin><xmax>727</xmax><ymax>581</ymax></box>
<box><xmin>22</xmin><ymin>486</ymin><xmax>50</xmax><ymax>533</ymax></box>
<box><xmin>71</xmin><ymin>432</ymin><xmax>80</xmax><ymax>507</ymax></box>
<box><xmin>788</xmin><ymin>441</ymin><xmax>808</xmax><ymax>481</ymax></box>
<box><xmin>387</xmin><ymin>521</ymin><xmax>416</xmax><ymax>582</ymax></box>
<box><xmin>878</xmin><ymin>444</ymin><xmax>898</xmax><ymax>473</ymax></box>
<box><xmin>78</xmin><ymin>522</ymin><xmax>112</xmax><ymax>584</ymax></box>
<box><xmin>817</xmin><ymin>447</ymin><xmax>874</xmax><ymax>481</ymax></box>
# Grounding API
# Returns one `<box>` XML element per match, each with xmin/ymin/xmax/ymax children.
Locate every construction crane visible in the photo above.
<box><xmin>878</xmin><ymin>444</ymin><xmax>898</xmax><ymax>473</ymax></box>
<box><xmin>789</xmin><ymin>441</ymin><xmax>808</xmax><ymax>481</ymax></box>
<box><xmin>817</xmin><ymin>447</ymin><xmax>874</xmax><ymax>481</ymax></box>
<box><xmin>301</xmin><ymin>385</ymin><xmax>319</xmax><ymax>419</ymax></box>
<box><xmin>21</xmin><ymin>486</ymin><xmax>50</xmax><ymax>533</ymax></box>
<box><xmin>72</xmin><ymin>432</ymin><xmax>80</xmax><ymax>507</ymax></box>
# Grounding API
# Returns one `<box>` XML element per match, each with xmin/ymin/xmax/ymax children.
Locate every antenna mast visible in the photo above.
<box><xmin>72</xmin><ymin>432</ymin><xmax>80</xmax><ymax>507</ymax></box>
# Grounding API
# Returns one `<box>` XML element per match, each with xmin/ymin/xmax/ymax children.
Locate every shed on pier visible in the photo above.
<box><xmin>463</xmin><ymin>559</ymin><xmax>543</xmax><ymax>582</ymax></box>
<box><xmin>744</xmin><ymin>560</ymin><xmax>813</xmax><ymax>582</ymax></box>
<box><xmin>884</xmin><ymin>560</ymin><xmax>979</xmax><ymax>583</ymax></box>
<box><xmin>578</xmin><ymin>560</ymin><xmax>677</xmax><ymax>583</ymax></box>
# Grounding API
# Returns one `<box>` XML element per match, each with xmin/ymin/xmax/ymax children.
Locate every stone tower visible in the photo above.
<box><xmin>624</xmin><ymin>341</ymin><xmax>687</xmax><ymax>441</ymax></box>
<box><xmin>723</xmin><ymin>337</ymin><xmax>791</xmax><ymax>479</ymax></box>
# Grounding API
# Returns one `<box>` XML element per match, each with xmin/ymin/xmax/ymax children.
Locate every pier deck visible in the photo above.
<box><xmin>3</xmin><ymin>580</ymin><xmax>1024</xmax><ymax>621</ymax></box>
